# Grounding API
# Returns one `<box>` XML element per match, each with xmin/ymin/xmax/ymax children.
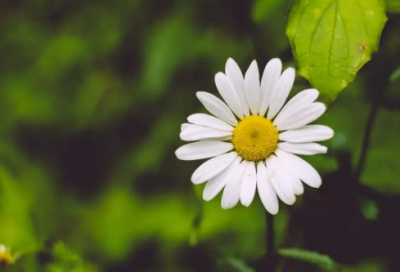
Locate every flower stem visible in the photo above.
<box><xmin>355</xmin><ymin>73</ymin><xmax>389</xmax><ymax>180</ymax></box>
<box><xmin>355</xmin><ymin>94</ymin><xmax>383</xmax><ymax>179</ymax></box>
<box><xmin>265</xmin><ymin>211</ymin><xmax>275</xmax><ymax>257</ymax></box>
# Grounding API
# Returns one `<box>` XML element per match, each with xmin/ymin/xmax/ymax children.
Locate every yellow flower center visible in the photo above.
<box><xmin>232</xmin><ymin>116</ymin><xmax>278</xmax><ymax>161</ymax></box>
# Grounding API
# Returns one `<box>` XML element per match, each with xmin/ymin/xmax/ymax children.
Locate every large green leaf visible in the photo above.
<box><xmin>286</xmin><ymin>0</ymin><xmax>387</xmax><ymax>102</ymax></box>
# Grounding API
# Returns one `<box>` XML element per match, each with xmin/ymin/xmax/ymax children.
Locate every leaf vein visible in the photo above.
<box><xmin>327</xmin><ymin>0</ymin><xmax>338</xmax><ymax>78</ymax></box>
<box><xmin>338</xmin><ymin>13</ymin><xmax>351</xmax><ymax>72</ymax></box>
<box><xmin>308</xmin><ymin>0</ymin><xmax>336</xmax><ymax>76</ymax></box>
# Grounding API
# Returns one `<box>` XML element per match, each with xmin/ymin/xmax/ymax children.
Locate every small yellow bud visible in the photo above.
<box><xmin>0</xmin><ymin>245</ymin><xmax>13</xmax><ymax>267</ymax></box>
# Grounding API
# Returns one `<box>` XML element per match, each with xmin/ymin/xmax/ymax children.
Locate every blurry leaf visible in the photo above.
<box><xmin>141</xmin><ymin>15</ymin><xmax>197</xmax><ymax>100</ymax></box>
<box><xmin>341</xmin><ymin>260</ymin><xmax>385</xmax><ymax>272</ymax></box>
<box><xmin>36</xmin><ymin>35</ymin><xmax>88</xmax><ymax>76</ymax></box>
<box><xmin>72</xmin><ymin>70</ymin><xmax>125</xmax><ymax>129</ymax></box>
<box><xmin>218</xmin><ymin>257</ymin><xmax>255</xmax><ymax>272</ymax></box>
<box><xmin>251</xmin><ymin>0</ymin><xmax>282</xmax><ymax>23</ymax></box>
<box><xmin>389</xmin><ymin>67</ymin><xmax>400</xmax><ymax>82</ymax></box>
<box><xmin>0</xmin><ymin>166</ymin><xmax>38</xmax><ymax>258</ymax></box>
<box><xmin>286</xmin><ymin>0</ymin><xmax>387</xmax><ymax>102</ymax></box>
<box><xmin>387</xmin><ymin>0</ymin><xmax>400</xmax><ymax>13</ymax></box>
<box><xmin>45</xmin><ymin>242</ymin><xmax>97</xmax><ymax>272</ymax></box>
<box><xmin>361</xmin><ymin>199</ymin><xmax>378</xmax><ymax>220</ymax></box>
<box><xmin>82</xmin><ymin>185</ymin><xmax>198</xmax><ymax>261</ymax></box>
<box><xmin>361</xmin><ymin>108</ymin><xmax>400</xmax><ymax>194</ymax></box>
<box><xmin>278</xmin><ymin>248</ymin><xmax>340</xmax><ymax>271</ymax></box>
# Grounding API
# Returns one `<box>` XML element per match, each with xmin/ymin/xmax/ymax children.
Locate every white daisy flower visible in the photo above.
<box><xmin>175</xmin><ymin>58</ymin><xmax>334</xmax><ymax>214</ymax></box>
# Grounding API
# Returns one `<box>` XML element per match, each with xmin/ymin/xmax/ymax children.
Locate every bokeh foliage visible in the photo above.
<box><xmin>0</xmin><ymin>0</ymin><xmax>399</xmax><ymax>271</ymax></box>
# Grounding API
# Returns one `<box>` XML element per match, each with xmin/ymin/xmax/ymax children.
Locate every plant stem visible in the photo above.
<box><xmin>266</xmin><ymin>211</ymin><xmax>275</xmax><ymax>257</ymax></box>
<box><xmin>355</xmin><ymin>85</ymin><xmax>386</xmax><ymax>179</ymax></box>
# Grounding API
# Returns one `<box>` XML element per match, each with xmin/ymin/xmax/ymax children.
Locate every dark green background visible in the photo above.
<box><xmin>0</xmin><ymin>0</ymin><xmax>400</xmax><ymax>271</ymax></box>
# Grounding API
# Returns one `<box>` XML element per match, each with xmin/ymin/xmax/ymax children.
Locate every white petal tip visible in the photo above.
<box><xmin>286</xmin><ymin>67</ymin><xmax>296</xmax><ymax>74</ymax></box>
<box><xmin>195</xmin><ymin>92</ymin><xmax>202</xmax><ymax>99</ymax></box>
<box><xmin>267</xmin><ymin>209</ymin><xmax>279</xmax><ymax>215</ymax></box>
<box><xmin>175</xmin><ymin>149</ymin><xmax>182</xmax><ymax>159</ymax></box>
<box><xmin>281</xmin><ymin>67</ymin><xmax>295</xmax><ymax>80</ymax></box>
<box><xmin>328</xmin><ymin>128</ymin><xmax>335</xmax><ymax>137</ymax></box>
<box><xmin>227</xmin><ymin>58</ymin><xmax>235</xmax><ymax>64</ymax></box>
<box><xmin>286</xmin><ymin>200</ymin><xmax>296</xmax><ymax>206</ymax></box>
<box><xmin>196</xmin><ymin>91</ymin><xmax>207</xmax><ymax>98</ymax></box>
<box><xmin>269</xmin><ymin>58</ymin><xmax>282</xmax><ymax>66</ymax></box>
<box><xmin>306</xmin><ymin>88</ymin><xmax>320</xmax><ymax>99</ymax></box>
<box><xmin>190</xmin><ymin>176</ymin><xmax>200</xmax><ymax>184</ymax></box>
<box><xmin>222</xmin><ymin>201</ymin><xmax>238</xmax><ymax>209</ymax></box>
<box><xmin>215</xmin><ymin>72</ymin><xmax>224</xmax><ymax>80</ymax></box>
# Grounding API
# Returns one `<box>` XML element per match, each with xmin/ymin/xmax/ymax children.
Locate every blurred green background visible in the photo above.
<box><xmin>0</xmin><ymin>0</ymin><xmax>400</xmax><ymax>271</ymax></box>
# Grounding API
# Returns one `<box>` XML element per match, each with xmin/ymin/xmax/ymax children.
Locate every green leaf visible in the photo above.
<box><xmin>361</xmin><ymin>199</ymin><xmax>379</xmax><ymax>220</ymax></box>
<box><xmin>278</xmin><ymin>248</ymin><xmax>341</xmax><ymax>271</ymax></box>
<box><xmin>387</xmin><ymin>0</ymin><xmax>400</xmax><ymax>13</ymax></box>
<box><xmin>46</xmin><ymin>242</ymin><xmax>97</xmax><ymax>272</ymax></box>
<box><xmin>0</xmin><ymin>166</ymin><xmax>38</xmax><ymax>258</ymax></box>
<box><xmin>286</xmin><ymin>0</ymin><xmax>387</xmax><ymax>102</ymax></box>
<box><xmin>389</xmin><ymin>67</ymin><xmax>400</xmax><ymax>82</ymax></box>
<box><xmin>251</xmin><ymin>0</ymin><xmax>282</xmax><ymax>23</ymax></box>
<box><xmin>361</xmin><ymin>108</ymin><xmax>400</xmax><ymax>194</ymax></box>
<box><xmin>218</xmin><ymin>257</ymin><xmax>255</xmax><ymax>272</ymax></box>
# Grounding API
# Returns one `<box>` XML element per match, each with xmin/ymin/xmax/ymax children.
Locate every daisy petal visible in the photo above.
<box><xmin>175</xmin><ymin>141</ymin><xmax>233</xmax><ymax>161</ymax></box>
<box><xmin>283</xmin><ymin>88</ymin><xmax>319</xmax><ymax>108</ymax></box>
<box><xmin>291</xmin><ymin>177</ymin><xmax>304</xmax><ymax>195</ymax></box>
<box><xmin>203</xmin><ymin>156</ymin><xmax>241</xmax><ymax>201</ymax></box>
<box><xmin>180</xmin><ymin>124</ymin><xmax>232</xmax><ymax>141</ymax></box>
<box><xmin>257</xmin><ymin>162</ymin><xmax>279</xmax><ymax>214</ymax></box>
<box><xmin>199</xmin><ymin>136</ymin><xmax>232</xmax><ymax>141</ymax></box>
<box><xmin>267</xmin><ymin>68</ymin><xmax>295</xmax><ymax>119</ymax></box>
<box><xmin>191</xmin><ymin>152</ymin><xmax>238</xmax><ymax>184</ymax></box>
<box><xmin>278</xmin><ymin>142</ymin><xmax>327</xmax><ymax>155</ymax></box>
<box><xmin>215</xmin><ymin>72</ymin><xmax>245</xmax><ymax>119</ymax></box>
<box><xmin>273</xmin><ymin>89</ymin><xmax>319</xmax><ymax>125</ymax></box>
<box><xmin>181</xmin><ymin>123</ymin><xmax>190</xmax><ymax>132</ymax></box>
<box><xmin>240</xmin><ymin>161</ymin><xmax>257</xmax><ymax>207</ymax></box>
<box><xmin>225</xmin><ymin>58</ymin><xmax>250</xmax><ymax>116</ymax></box>
<box><xmin>259</xmin><ymin>58</ymin><xmax>282</xmax><ymax>116</ymax></box>
<box><xmin>275</xmin><ymin>102</ymin><xmax>326</xmax><ymax>131</ymax></box>
<box><xmin>221</xmin><ymin>161</ymin><xmax>246</xmax><ymax>209</ymax></box>
<box><xmin>188</xmin><ymin>113</ymin><xmax>233</xmax><ymax>131</ymax></box>
<box><xmin>276</xmin><ymin>154</ymin><xmax>304</xmax><ymax>195</ymax></box>
<box><xmin>275</xmin><ymin>149</ymin><xmax>322</xmax><ymax>188</ymax></box>
<box><xmin>244</xmin><ymin>60</ymin><xmax>261</xmax><ymax>115</ymax></box>
<box><xmin>266</xmin><ymin>156</ymin><xmax>296</xmax><ymax>205</ymax></box>
<box><xmin>279</xmin><ymin>125</ymin><xmax>334</xmax><ymax>143</ymax></box>
<box><xmin>196</xmin><ymin>92</ymin><xmax>237</xmax><ymax>125</ymax></box>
